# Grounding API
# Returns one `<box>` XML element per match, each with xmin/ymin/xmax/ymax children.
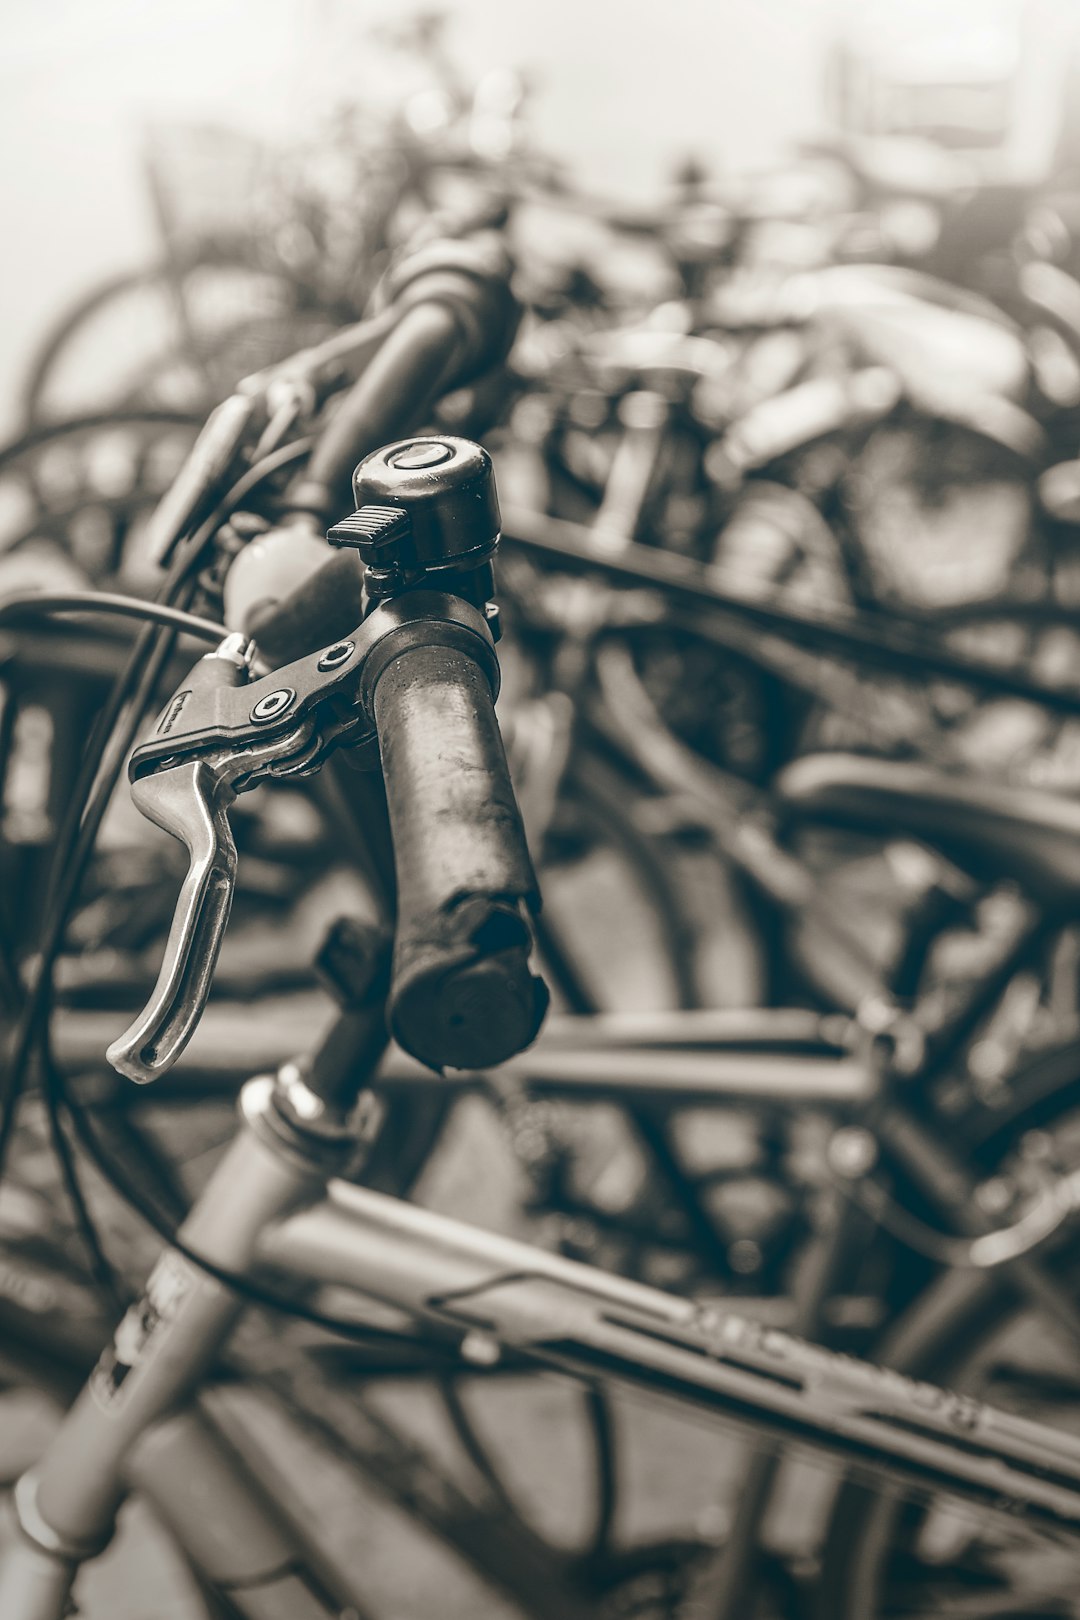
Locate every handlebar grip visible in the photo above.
<box><xmin>370</xmin><ymin>639</ymin><xmax>548</xmax><ymax>1070</ymax></box>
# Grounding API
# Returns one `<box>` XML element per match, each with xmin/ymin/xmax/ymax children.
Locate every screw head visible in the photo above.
<box><xmin>317</xmin><ymin>640</ymin><xmax>355</xmax><ymax>671</ymax></box>
<box><xmin>250</xmin><ymin>687</ymin><xmax>295</xmax><ymax>723</ymax></box>
<box><xmin>728</xmin><ymin>1238</ymin><xmax>763</xmax><ymax>1275</ymax></box>
<box><xmin>459</xmin><ymin>1330</ymin><xmax>501</xmax><ymax>1367</ymax></box>
<box><xmin>388</xmin><ymin>440</ymin><xmax>453</xmax><ymax>471</ymax></box>
<box><xmin>828</xmin><ymin>1126</ymin><xmax>878</xmax><ymax>1179</ymax></box>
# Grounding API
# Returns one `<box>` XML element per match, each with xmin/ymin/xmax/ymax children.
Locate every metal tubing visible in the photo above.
<box><xmin>127</xmin><ymin>1406</ymin><xmax>355</xmax><ymax>1619</ymax></box>
<box><xmin>55</xmin><ymin>1007</ymin><xmax>871</xmax><ymax>1105</ymax></box>
<box><xmin>699</xmin><ymin>1183</ymin><xmax>861</xmax><ymax>1620</ymax></box>
<box><xmin>19</xmin><ymin>1107</ymin><xmax>329</xmax><ymax>1556</ymax></box>
<box><xmin>528</xmin><ymin>1008</ymin><xmax>851</xmax><ymax>1048</ymax></box>
<box><xmin>284</xmin><ymin>301</ymin><xmax>460</xmax><ymax>521</ymax></box>
<box><xmin>259</xmin><ymin>1182</ymin><xmax>1080</xmax><ymax>1538</ymax></box>
<box><xmin>459</xmin><ymin>1046</ymin><xmax>872</xmax><ymax>1101</ymax></box>
<box><xmin>502</xmin><ymin>506</ymin><xmax>1080</xmax><ymax>714</ymax></box>
<box><xmin>0</xmin><ymin>1531</ymin><xmax>78</xmax><ymax>1620</ymax></box>
<box><xmin>589</xmin><ymin>390</ymin><xmax>669</xmax><ymax>551</ymax></box>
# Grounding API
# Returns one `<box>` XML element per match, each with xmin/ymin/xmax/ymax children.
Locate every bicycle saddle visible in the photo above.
<box><xmin>775</xmin><ymin>753</ymin><xmax>1080</xmax><ymax>907</ymax></box>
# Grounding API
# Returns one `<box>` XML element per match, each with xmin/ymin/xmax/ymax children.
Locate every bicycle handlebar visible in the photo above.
<box><xmin>145</xmin><ymin>232</ymin><xmax>518</xmax><ymax>571</ymax></box>
<box><xmin>236</xmin><ymin>236</ymin><xmax>521</xmax><ymax>666</ymax></box>
<box><xmin>284</xmin><ymin>233</ymin><xmax>519</xmax><ymax>524</ymax></box>
<box><xmin>109</xmin><ymin>426</ymin><xmax>548</xmax><ymax>1081</ymax></box>
<box><xmin>370</xmin><ymin>636</ymin><xmax>547</xmax><ymax>1069</ymax></box>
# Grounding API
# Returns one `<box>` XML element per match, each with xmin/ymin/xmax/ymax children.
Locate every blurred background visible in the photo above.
<box><xmin>1</xmin><ymin>0</ymin><xmax>825</xmax><ymax>431</ymax></box>
<box><xmin>5</xmin><ymin>0</ymin><xmax>1075</xmax><ymax>431</ymax></box>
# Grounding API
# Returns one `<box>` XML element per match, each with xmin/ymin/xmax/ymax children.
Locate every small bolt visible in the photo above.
<box><xmin>828</xmin><ymin>1126</ymin><xmax>878</xmax><ymax>1179</ymax></box>
<box><xmin>460</xmin><ymin>1330</ymin><xmax>501</xmax><ymax>1367</ymax></box>
<box><xmin>250</xmin><ymin>687</ymin><xmax>294</xmax><ymax>723</ymax></box>
<box><xmin>728</xmin><ymin>1239</ymin><xmax>763</xmax><ymax>1275</ymax></box>
<box><xmin>317</xmin><ymin>640</ymin><xmax>355</xmax><ymax>671</ymax></box>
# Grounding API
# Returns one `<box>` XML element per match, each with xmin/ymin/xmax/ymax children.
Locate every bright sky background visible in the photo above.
<box><xmin>0</xmin><ymin>0</ymin><xmax>1074</xmax><ymax>430</ymax></box>
<box><xmin>0</xmin><ymin>0</ymin><xmax>843</xmax><ymax>426</ymax></box>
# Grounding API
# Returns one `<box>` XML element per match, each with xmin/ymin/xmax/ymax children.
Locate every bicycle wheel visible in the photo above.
<box><xmin>816</xmin><ymin>1041</ymin><xmax>1080</xmax><ymax>1619</ymax></box>
<box><xmin>534</xmin><ymin>748</ymin><xmax>702</xmax><ymax>1015</ymax></box>
<box><xmin>0</xmin><ymin>410</ymin><xmax>201</xmax><ymax>592</ymax></box>
<box><xmin>19</xmin><ymin>245</ymin><xmax>349</xmax><ymax>423</ymax></box>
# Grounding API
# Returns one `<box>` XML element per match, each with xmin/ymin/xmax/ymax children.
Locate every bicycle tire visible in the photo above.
<box><xmin>543</xmin><ymin>748</ymin><xmax>701</xmax><ymax>1014</ymax></box>
<box><xmin>19</xmin><ymin>242</ymin><xmax>351</xmax><ymax>424</ymax></box>
<box><xmin>815</xmin><ymin>1040</ymin><xmax>1080</xmax><ymax>1619</ymax></box>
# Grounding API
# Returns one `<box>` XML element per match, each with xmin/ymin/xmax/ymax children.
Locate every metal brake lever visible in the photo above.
<box><xmin>106</xmin><ymin>728</ymin><xmax>315</xmax><ymax>1083</ymax></box>
<box><xmin>115</xmin><ymin>433</ymin><xmax>517</xmax><ymax>1084</ymax></box>
<box><xmin>106</xmin><ymin>588</ymin><xmax>495</xmax><ymax>1085</ymax></box>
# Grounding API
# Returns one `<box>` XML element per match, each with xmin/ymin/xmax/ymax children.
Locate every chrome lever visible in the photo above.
<box><xmin>106</xmin><ymin>728</ymin><xmax>311</xmax><ymax>1084</ymax></box>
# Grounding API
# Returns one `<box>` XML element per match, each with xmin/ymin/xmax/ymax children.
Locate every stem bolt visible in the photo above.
<box><xmin>460</xmin><ymin>1330</ymin><xmax>501</xmax><ymax>1367</ymax></box>
<box><xmin>250</xmin><ymin>688</ymin><xmax>295</xmax><ymax>723</ymax></box>
<box><xmin>317</xmin><ymin>640</ymin><xmax>355</xmax><ymax>671</ymax></box>
<box><xmin>828</xmin><ymin>1126</ymin><xmax>878</xmax><ymax>1179</ymax></box>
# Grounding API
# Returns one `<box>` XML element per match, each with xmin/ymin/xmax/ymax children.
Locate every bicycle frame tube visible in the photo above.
<box><xmin>54</xmin><ymin>1005</ymin><xmax>874</xmax><ymax>1106</ymax></box>
<box><xmin>0</xmin><ymin>1073</ymin><xmax>596</xmax><ymax>1620</ymax></box>
<box><xmin>0</xmin><ymin>1103</ymin><xmax>351</xmax><ymax>1620</ymax></box>
<box><xmin>503</xmin><ymin>507</ymin><xmax>1080</xmax><ymax>715</ymax></box>
<box><xmin>260</xmin><ymin>1177</ymin><xmax>1080</xmax><ymax>1540</ymax></box>
<box><xmin>7</xmin><ymin>1067</ymin><xmax>1080</xmax><ymax>1620</ymax></box>
<box><xmin>40</xmin><ymin>946</ymin><xmax>1078</xmax><ymax>1620</ymax></box>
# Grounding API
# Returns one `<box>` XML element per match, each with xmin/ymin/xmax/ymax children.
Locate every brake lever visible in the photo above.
<box><xmin>108</xmin><ymin>589</ymin><xmax>498</xmax><ymax>1084</ymax></box>
<box><xmin>114</xmin><ymin>434</ymin><xmax>528</xmax><ymax>1084</ymax></box>
<box><xmin>106</xmin><ymin>737</ymin><xmax>311</xmax><ymax>1083</ymax></box>
<box><xmin>146</xmin><ymin>394</ymin><xmax>262</xmax><ymax>568</ymax></box>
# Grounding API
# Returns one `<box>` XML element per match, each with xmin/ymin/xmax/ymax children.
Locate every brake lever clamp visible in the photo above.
<box><xmin>108</xmin><ymin>591</ymin><xmax>499</xmax><ymax>1084</ymax></box>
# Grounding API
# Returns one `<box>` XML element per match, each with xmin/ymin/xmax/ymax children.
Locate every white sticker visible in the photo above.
<box><xmin>89</xmin><ymin>1252</ymin><xmax>192</xmax><ymax>1412</ymax></box>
